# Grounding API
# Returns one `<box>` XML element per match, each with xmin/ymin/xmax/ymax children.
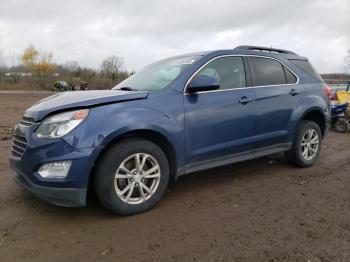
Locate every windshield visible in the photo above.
<box><xmin>113</xmin><ymin>55</ymin><xmax>201</xmax><ymax>91</ymax></box>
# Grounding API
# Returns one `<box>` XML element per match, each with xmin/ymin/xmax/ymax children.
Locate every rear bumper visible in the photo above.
<box><xmin>14</xmin><ymin>172</ymin><xmax>87</xmax><ymax>207</ymax></box>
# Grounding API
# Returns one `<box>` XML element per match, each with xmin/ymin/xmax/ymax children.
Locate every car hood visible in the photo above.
<box><xmin>25</xmin><ymin>90</ymin><xmax>149</xmax><ymax>121</ymax></box>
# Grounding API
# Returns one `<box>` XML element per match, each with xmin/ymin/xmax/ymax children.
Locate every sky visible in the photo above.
<box><xmin>0</xmin><ymin>0</ymin><xmax>349</xmax><ymax>73</ymax></box>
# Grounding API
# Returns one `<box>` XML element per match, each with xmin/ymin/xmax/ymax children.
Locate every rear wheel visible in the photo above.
<box><xmin>94</xmin><ymin>139</ymin><xmax>169</xmax><ymax>215</ymax></box>
<box><xmin>285</xmin><ymin>121</ymin><xmax>322</xmax><ymax>167</ymax></box>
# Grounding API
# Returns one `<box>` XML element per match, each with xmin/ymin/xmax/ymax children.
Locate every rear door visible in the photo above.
<box><xmin>184</xmin><ymin>56</ymin><xmax>256</xmax><ymax>170</ymax></box>
<box><xmin>247</xmin><ymin>56</ymin><xmax>301</xmax><ymax>149</ymax></box>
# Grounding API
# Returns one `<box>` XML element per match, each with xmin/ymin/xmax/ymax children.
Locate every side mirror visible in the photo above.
<box><xmin>187</xmin><ymin>75</ymin><xmax>220</xmax><ymax>93</ymax></box>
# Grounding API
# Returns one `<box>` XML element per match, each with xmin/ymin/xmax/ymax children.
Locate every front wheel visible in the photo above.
<box><xmin>285</xmin><ymin>121</ymin><xmax>322</xmax><ymax>167</ymax></box>
<box><xmin>94</xmin><ymin>139</ymin><xmax>170</xmax><ymax>215</ymax></box>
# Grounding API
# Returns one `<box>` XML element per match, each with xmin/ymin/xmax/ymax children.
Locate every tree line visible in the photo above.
<box><xmin>0</xmin><ymin>45</ymin><xmax>132</xmax><ymax>90</ymax></box>
<box><xmin>0</xmin><ymin>45</ymin><xmax>349</xmax><ymax>90</ymax></box>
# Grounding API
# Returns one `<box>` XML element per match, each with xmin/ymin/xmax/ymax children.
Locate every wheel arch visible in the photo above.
<box><xmin>89</xmin><ymin>128</ymin><xmax>179</xmax><ymax>188</ymax></box>
<box><xmin>299</xmin><ymin>108</ymin><xmax>327</xmax><ymax>138</ymax></box>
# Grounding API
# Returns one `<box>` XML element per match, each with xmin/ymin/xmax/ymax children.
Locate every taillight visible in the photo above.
<box><xmin>325</xmin><ymin>85</ymin><xmax>331</xmax><ymax>99</ymax></box>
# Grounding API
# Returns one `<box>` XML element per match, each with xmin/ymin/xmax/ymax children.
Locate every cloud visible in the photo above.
<box><xmin>0</xmin><ymin>0</ymin><xmax>349</xmax><ymax>72</ymax></box>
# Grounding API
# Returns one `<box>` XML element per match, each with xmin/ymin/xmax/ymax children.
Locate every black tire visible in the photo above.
<box><xmin>94</xmin><ymin>139</ymin><xmax>170</xmax><ymax>215</ymax></box>
<box><xmin>285</xmin><ymin>120</ymin><xmax>322</xmax><ymax>168</ymax></box>
<box><xmin>334</xmin><ymin>119</ymin><xmax>350</xmax><ymax>133</ymax></box>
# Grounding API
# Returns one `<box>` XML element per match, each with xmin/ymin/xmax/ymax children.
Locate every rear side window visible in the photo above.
<box><xmin>194</xmin><ymin>56</ymin><xmax>246</xmax><ymax>90</ymax></box>
<box><xmin>289</xmin><ymin>59</ymin><xmax>323</xmax><ymax>82</ymax></box>
<box><xmin>249</xmin><ymin>57</ymin><xmax>287</xmax><ymax>86</ymax></box>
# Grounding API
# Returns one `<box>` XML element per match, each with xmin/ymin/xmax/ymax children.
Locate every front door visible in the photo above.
<box><xmin>184</xmin><ymin>56</ymin><xmax>255</xmax><ymax>171</ymax></box>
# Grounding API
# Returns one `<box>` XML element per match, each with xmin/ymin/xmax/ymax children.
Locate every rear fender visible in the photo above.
<box><xmin>288</xmin><ymin>94</ymin><xmax>328</xmax><ymax>141</ymax></box>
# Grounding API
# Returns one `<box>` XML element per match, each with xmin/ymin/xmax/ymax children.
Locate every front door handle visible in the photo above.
<box><xmin>239</xmin><ymin>96</ymin><xmax>254</xmax><ymax>104</ymax></box>
<box><xmin>289</xmin><ymin>89</ymin><xmax>300</xmax><ymax>96</ymax></box>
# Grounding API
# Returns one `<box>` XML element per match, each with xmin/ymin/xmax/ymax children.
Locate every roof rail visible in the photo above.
<box><xmin>234</xmin><ymin>45</ymin><xmax>297</xmax><ymax>55</ymax></box>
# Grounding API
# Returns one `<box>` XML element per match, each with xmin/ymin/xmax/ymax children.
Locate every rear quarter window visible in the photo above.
<box><xmin>289</xmin><ymin>59</ymin><xmax>323</xmax><ymax>82</ymax></box>
<box><xmin>283</xmin><ymin>66</ymin><xmax>297</xmax><ymax>84</ymax></box>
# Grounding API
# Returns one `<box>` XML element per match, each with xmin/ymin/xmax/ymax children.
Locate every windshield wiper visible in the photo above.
<box><xmin>117</xmin><ymin>86</ymin><xmax>138</xmax><ymax>91</ymax></box>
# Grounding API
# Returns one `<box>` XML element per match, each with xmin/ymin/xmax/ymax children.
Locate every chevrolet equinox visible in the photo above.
<box><xmin>10</xmin><ymin>46</ymin><xmax>330</xmax><ymax>215</ymax></box>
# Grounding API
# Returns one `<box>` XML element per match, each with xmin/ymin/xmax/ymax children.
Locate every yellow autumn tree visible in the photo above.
<box><xmin>22</xmin><ymin>45</ymin><xmax>38</xmax><ymax>72</ymax></box>
<box><xmin>22</xmin><ymin>45</ymin><xmax>56</xmax><ymax>75</ymax></box>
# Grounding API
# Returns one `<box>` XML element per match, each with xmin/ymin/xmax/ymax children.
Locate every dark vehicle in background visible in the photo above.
<box><xmin>52</xmin><ymin>80</ymin><xmax>89</xmax><ymax>92</ymax></box>
<box><xmin>52</xmin><ymin>81</ymin><xmax>72</xmax><ymax>92</ymax></box>
<box><xmin>10</xmin><ymin>46</ymin><xmax>330</xmax><ymax>215</ymax></box>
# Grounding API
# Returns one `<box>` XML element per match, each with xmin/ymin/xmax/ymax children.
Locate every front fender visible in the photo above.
<box><xmin>63</xmin><ymin>95</ymin><xmax>185</xmax><ymax>174</ymax></box>
<box><xmin>101</xmin><ymin>123</ymin><xmax>179</xmax><ymax>148</ymax></box>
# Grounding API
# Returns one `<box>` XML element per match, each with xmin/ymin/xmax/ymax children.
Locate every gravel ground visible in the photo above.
<box><xmin>0</xmin><ymin>92</ymin><xmax>350</xmax><ymax>262</ymax></box>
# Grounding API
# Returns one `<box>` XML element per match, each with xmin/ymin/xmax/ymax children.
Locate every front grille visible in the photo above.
<box><xmin>19</xmin><ymin>117</ymin><xmax>35</xmax><ymax>127</ymax></box>
<box><xmin>11</xmin><ymin>134</ymin><xmax>28</xmax><ymax>158</ymax></box>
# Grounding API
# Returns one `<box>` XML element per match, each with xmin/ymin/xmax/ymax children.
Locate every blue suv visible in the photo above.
<box><xmin>10</xmin><ymin>46</ymin><xmax>330</xmax><ymax>215</ymax></box>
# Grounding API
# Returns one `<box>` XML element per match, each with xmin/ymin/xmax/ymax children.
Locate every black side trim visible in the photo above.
<box><xmin>184</xmin><ymin>143</ymin><xmax>292</xmax><ymax>175</ymax></box>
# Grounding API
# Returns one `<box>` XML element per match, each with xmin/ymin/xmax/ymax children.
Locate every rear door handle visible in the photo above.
<box><xmin>239</xmin><ymin>96</ymin><xmax>254</xmax><ymax>104</ymax></box>
<box><xmin>289</xmin><ymin>89</ymin><xmax>300</xmax><ymax>96</ymax></box>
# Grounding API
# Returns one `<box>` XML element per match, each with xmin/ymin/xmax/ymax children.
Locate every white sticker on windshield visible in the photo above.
<box><xmin>170</xmin><ymin>56</ymin><xmax>198</xmax><ymax>66</ymax></box>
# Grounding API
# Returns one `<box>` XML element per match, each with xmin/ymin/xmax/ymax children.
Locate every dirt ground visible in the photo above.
<box><xmin>0</xmin><ymin>91</ymin><xmax>350</xmax><ymax>262</ymax></box>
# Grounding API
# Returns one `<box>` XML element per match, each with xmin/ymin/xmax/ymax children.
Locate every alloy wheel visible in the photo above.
<box><xmin>114</xmin><ymin>153</ymin><xmax>161</xmax><ymax>204</ymax></box>
<box><xmin>300</xmin><ymin>129</ymin><xmax>319</xmax><ymax>161</ymax></box>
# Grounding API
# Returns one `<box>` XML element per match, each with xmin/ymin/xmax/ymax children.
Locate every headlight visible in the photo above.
<box><xmin>36</xmin><ymin>109</ymin><xmax>89</xmax><ymax>138</ymax></box>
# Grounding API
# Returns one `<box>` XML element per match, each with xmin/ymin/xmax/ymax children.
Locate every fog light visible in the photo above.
<box><xmin>38</xmin><ymin>161</ymin><xmax>72</xmax><ymax>178</ymax></box>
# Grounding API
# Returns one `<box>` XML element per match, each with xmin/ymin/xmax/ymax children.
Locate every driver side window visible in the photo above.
<box><xmin>194</xmin><ymin>57</ymin><xmax>246</xmax><ymax>90</ymax></box>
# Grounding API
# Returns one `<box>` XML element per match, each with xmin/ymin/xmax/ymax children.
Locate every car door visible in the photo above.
<box><xmin>184</xmin><ymin>56</ymin><xmax>256</xmax><ymax>172</ymax></box>
<box><xmin>247</xmin><ymin>56</ymin><xmax>301</xmax><ymax>150</ymax></box>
